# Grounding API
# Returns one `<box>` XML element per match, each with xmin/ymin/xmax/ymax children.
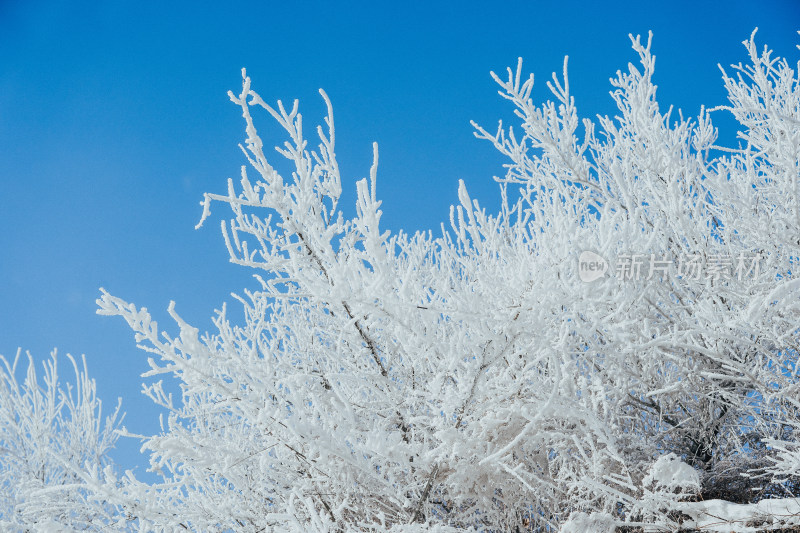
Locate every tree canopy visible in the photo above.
<box><xmin>3</xmin><ymin>30</ymin><xmax>800</xmax><ymax>532</ymax></box>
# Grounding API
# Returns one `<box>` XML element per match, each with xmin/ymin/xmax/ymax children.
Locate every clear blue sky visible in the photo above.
<box><xmin>1</xmin><ymin>0</ymin><xmax>798</xmax><ymax>477</ymax></box>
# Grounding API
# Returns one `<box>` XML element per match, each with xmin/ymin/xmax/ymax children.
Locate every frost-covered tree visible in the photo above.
<box><xmin>5</xmin><ymin>30</ymin><xmax>800</xmax><ymax>531</ymax></box>
<box><xmin>0</xmin><ymin>350</ymin><xmax>124</xmax><ymax>531</ymax></box>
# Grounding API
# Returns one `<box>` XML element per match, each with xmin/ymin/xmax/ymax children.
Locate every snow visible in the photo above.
<box><xmin>561</xmin><ymin>511</ymin><xmax>616</xmax><ymax>533</ymax></box>
<box><xmin>644</xmin><ymin>453</ymin><xmax>700</xmax><ymax>493</ymax></box>
<box><xmin>677</xmin><ymin>497</ymin><xmax>800</xmax><ymax>532</ymax></box>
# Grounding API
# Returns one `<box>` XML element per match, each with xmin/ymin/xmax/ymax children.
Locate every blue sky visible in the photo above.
<box><xmin>1</xmin><ymin>0</ymin><xmax>798</xmax><ymax>477</ymax></box>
